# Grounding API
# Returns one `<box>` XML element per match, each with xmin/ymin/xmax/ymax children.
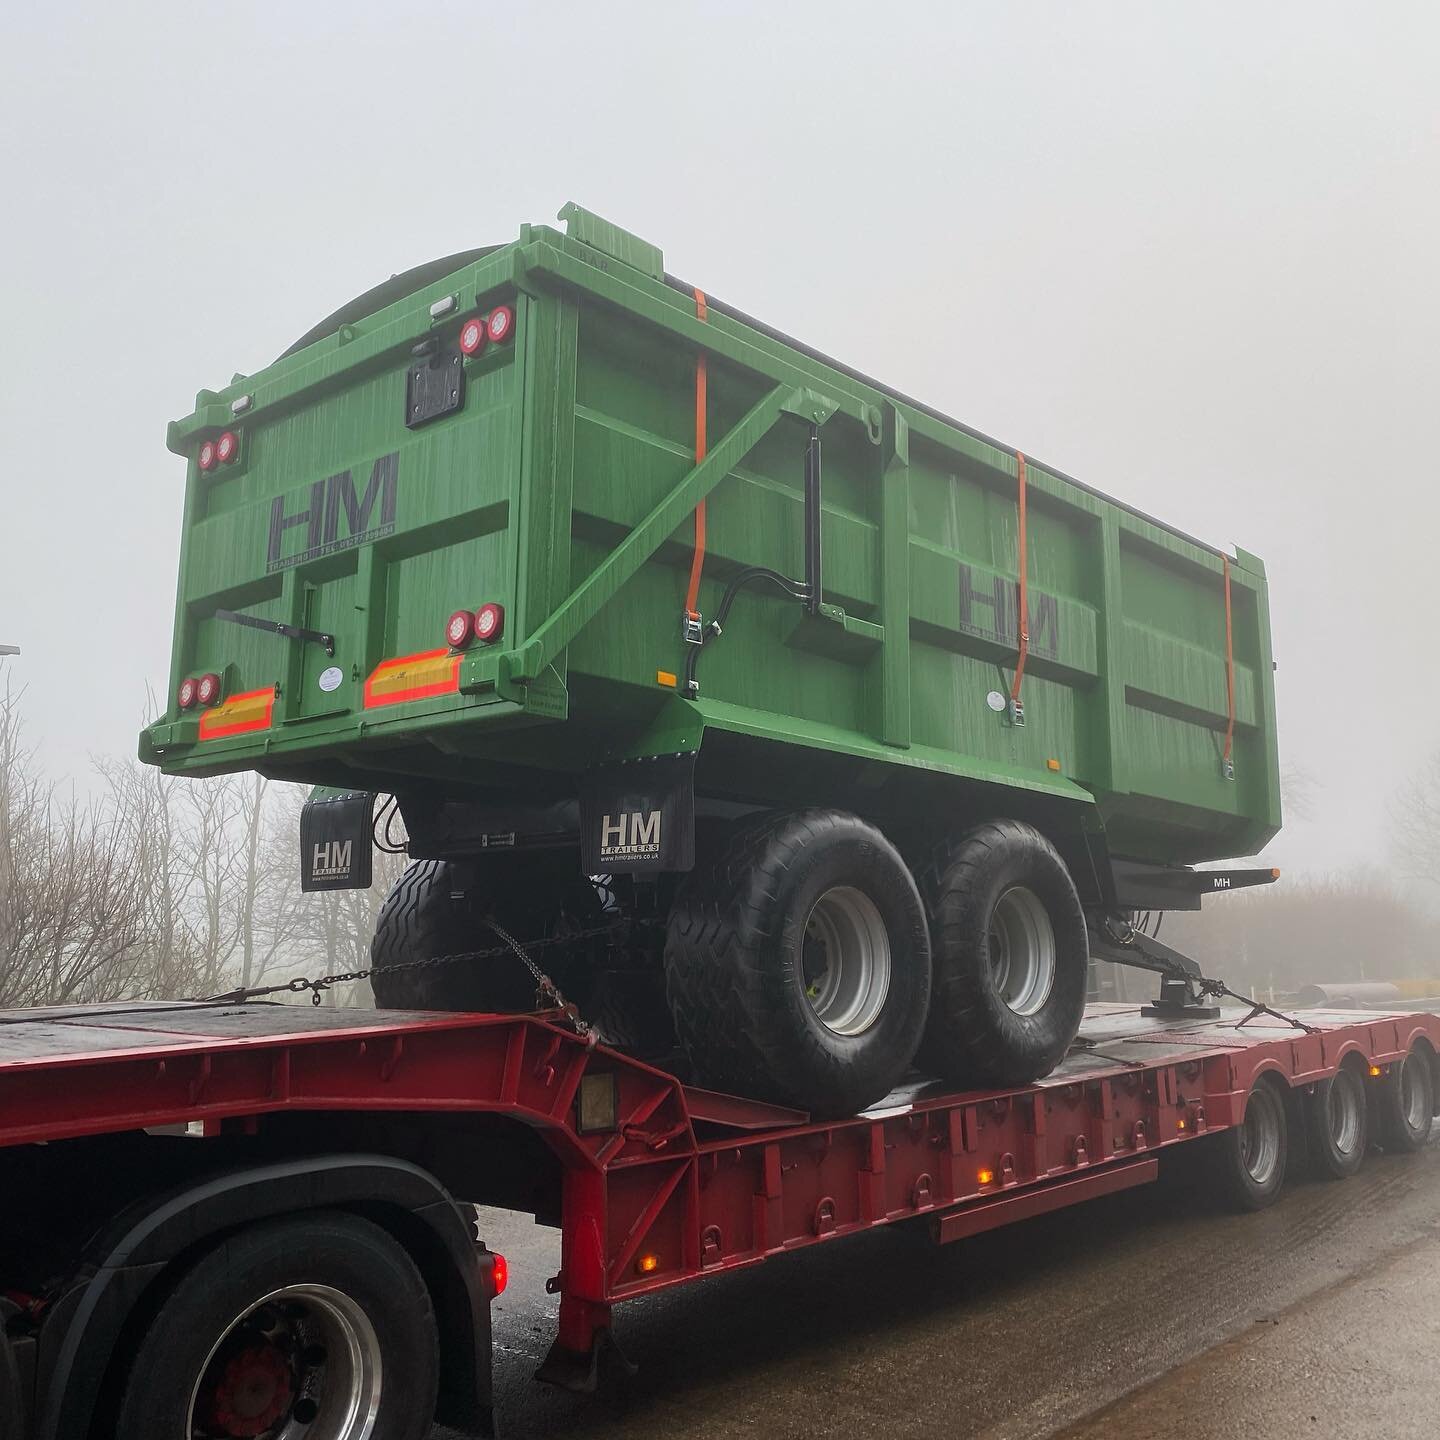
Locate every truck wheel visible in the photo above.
<box><xmin>1306</xmin><ymin>1062</ymin><xmax>1368</xmax><ymax>1179</ymax></box>
<box><xmin>371</xmin><ymin>857</ymin><xmax>600</xmax><ymax>1013</ymax></box>
<box><xmin>664</xmin><ymin>810</ymin><xmax>931</xmax><ymax>1117</ymax></box>
<box><xmin>112</xmin><ymin>1211</ymin><xmax>438</xmax><ymax>1440</ymax></box>
<box><xmin>1373</xmin><ymin>1048</ymin><xmax>1434</xmax><ymax>1153</ymax></box>
<box><xmin>1218</xmin><ymin>1077</ymin><xmax>1289</xmax><ymax>1211</ymax></box>
<box><xmin>915</xmin><ymin>820</ymin><xmax>1089</xmax><ymax>1088</ymax></box>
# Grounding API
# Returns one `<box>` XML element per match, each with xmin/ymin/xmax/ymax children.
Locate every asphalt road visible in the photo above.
<box><xmin>448</xmin><ymin>1127</ymin><xmax>1440</xmax><ymax>1439</ymax></box>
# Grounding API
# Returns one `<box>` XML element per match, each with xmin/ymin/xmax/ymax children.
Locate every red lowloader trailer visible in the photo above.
<box><xmin>0</xmin><ymin>996</ymin><xmax>1435</xmax><ymax>1439</ymax></box>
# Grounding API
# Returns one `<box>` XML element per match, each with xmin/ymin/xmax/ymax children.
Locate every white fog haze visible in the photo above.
<box><xmin>2</xmin><ymin>1</ymin><xmax>1438</xmax><ymax>882</ymax></box>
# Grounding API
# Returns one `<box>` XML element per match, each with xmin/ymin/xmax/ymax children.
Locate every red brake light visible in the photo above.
<box><xmin>458</xmin><ymin>315</ymin><xmax>487</xmax><ymax>357</ymax></box>
<box><xmin>474</xmin><ymin>603</ymin><xmax>504</xmax><ymax>643</ymax></box>
<box><xmin>445</xmin><ymin>609</ymin><xmax>475</xmax><ymax>649</ymax></box>
<box><xmin>486</xmin><ymin>305</ymin><xmax>514</xmax><ymax>344</ymax></box>
<box><xmin>197</xmin><ymin>440</ymin><xmax>217</xmax><ymax>472</ymax></box>
<box><xmin>177</xmin><ymin>677</ymin><xmax>198</xmax><ymax>710</ymax></box>
<box><xmin>196</xmin><ymin>672</ymin><xmax>222</xmax><ymax>707</ymax></box>
<box><xmin>489</xmin><ymin>1251</ymin><xmax>508</xmax><ymax>1296</ymax></box>
<box><xmin>216</xmin><ymin>430</ymin><xmax>240</xmax><ymax>465</ymax></box>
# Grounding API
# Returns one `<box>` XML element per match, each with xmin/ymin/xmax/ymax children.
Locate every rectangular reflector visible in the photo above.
<box><xmin>198</xmin><ymin>687</ymin><xmax>275</xmax><ymax>741</ymax></box>
<box><xmin>363</xmin><ymin>649</ymin><xmax>461</xmax><ymax>708</ymax></box>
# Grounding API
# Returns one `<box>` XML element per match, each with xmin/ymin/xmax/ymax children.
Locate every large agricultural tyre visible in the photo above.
<box><xmin>664</xmin><ymin>809</ymin><xmax>932</xmax><ymax>1118</ymax></box>
<box><xmin>915</xmin><ymin>820</ymin><xmax>1089</xmax><ymax>1089</ymax></box>
<box><xmin>1217</xmin><ymin>1076</ymin><xmax>1291</xmax><ymax>1212</ymax></box>
<box><xmin>113</xmin><ymin>1211</ymin><xmax>438</xmax><ymax>1440</ymax></box>
<box><xmin>1305</xmin><ymin>1061</ymin><xmax>1368</xmax><ymax>1180</ymax></box>
<box><xmin>370</xmin><ymin>856</ymin><xmax>602</xmax><ymax>1014</ymax></box>
<box><xmin>1371</xmin><ymin>1046</ymin><xmax>1435</xmax><ymax>1154</ymax></box>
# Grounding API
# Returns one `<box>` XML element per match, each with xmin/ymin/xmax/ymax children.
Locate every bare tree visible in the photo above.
<box><xmin>1391</xmin><ymin>750</ymin><xmax>1440</xmax><ymax>891</ymax></box>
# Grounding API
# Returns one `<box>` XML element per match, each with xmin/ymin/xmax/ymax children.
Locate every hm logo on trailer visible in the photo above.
<box><xmin>599</xmin><ymin>810</ymin><xmax>662</xmax><ymax>862</ymax></box>
<box><xmin>266</xmin><ymin>452</ymin><xmax>399</xmax><ymax>573</ymax></box>
<box><xmin>311</xmin><ymin>840</ymin><xmax>353</xmax><ymax>882</ymax></box>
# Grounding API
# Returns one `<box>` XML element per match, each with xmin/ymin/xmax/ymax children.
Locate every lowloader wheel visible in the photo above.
<box><xmin>1219</xmin><ymin>1077</ymin><xmax>1289</xmax><ymax>1211</ymax></box>
<box><xmin>664</xmin><ymin>809</ymin><xmax>931</xmax><ymax>1117</ymax></box>
<box><xmin>112</xmin><ymin>1211</ymin><xmax>438</xmax><ymax>1440</ymax></box>
<box><xmin>1372</xmin><ymin>1047</ymin><xmax>1434</xmax><ymax>1153</ymax></box>
<box><xmin>1306</xmin><ymin>1061</ymin><xmax>1368</xmax><ymax>1179</ymax></box>
<box><xmin>915</xmin><ymin>820</ymin><xmax>1089</xmax><ymax>1088</ymax></box>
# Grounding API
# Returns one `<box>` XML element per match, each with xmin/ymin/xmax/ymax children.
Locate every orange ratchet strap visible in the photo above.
<box><xmin>1009</xmin><ymin>451</ymin><xmax>1029</xmax><ymax>722</ymax></box>
<box><xmin>1221</xmin><ymin>553</ymin><xmax>1236</xmax><ymax>777</ymax></box>
<box><xmin>683</xmin><ymin>288</ymin><xmax>709</xmax><ymax>627</ymax></box>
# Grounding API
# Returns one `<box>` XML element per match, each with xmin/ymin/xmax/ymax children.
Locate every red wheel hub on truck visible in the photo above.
<box><xmin>199</xmin><ymin>1342</ymin><xmax>293</xmax><ymax>1437</ymax></box>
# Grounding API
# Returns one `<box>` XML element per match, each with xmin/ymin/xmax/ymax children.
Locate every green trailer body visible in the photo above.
<box><xmin>140</xmin><ymin>204</ymin><xmax>1280</xmax><ymax>869</ymax></box>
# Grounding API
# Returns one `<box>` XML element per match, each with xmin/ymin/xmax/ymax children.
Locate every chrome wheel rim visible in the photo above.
<box><xmin>188</xmin><ymin>1283</ymin><xmax>383</xmax><ymax>1440</ymax></box>
<box><xmin>802</xmin><ymin>886</ymin><xmax>892</xmax><ymax>1036</ymax></box>
<box><xmin>1242</xmin><ymin>1091</ymin><xmax>1281</xmax><ymax>1186</ymax></box>
<box><xmin>988</xmin><ymin>886</ymin><xmax>1056</xmax><ymax>1017</ymax></box>
<box><xmin>1329</xmin><ymin>1072</ymin><xmax>1362</xmax><ymax>1155</ymax></box>
<box><xmin>1399</xmin><ymin>1055</ymin><xmax>1428</xmax><ymax>1131</ymax></box>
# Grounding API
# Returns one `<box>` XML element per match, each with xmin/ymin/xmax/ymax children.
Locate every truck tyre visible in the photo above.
<box><xmin>1372</xmin><ymin>1048</ymin><xmax>1434</xmax><ymax>1153</ymax></box>
<box><xmin>370</xmin><ymin>857</ymin><xmax>599</xmax><ymax>1013</ymax></box>
<box><xmin>112</xmin><ymin>1210</ymin><xmax>438</xmax><ymax>1440</ymax></box>
<box><xmin>664</xmin><ymin>810</ymin><xmax>931</xmax><ymax>1117</ymax></box>
<box><xmin>585</xmin><ymin>969</ymin><xmax>677</xmax><ymax>1061</ymax></box>
<box><xmin>915</xmin><ymin>820</ymin><xmax>1089</xmax><ymax>1088</ymax></box>
<box><xmin>1306</xmin><ymin>1062</ymin><xmax>1368</xmax><ymax>1179</ymax></box>
<box><xmin>1218</xmin><ymin>1077</ymin><xmax>1289</xmax><ymax>1211</ymax></box>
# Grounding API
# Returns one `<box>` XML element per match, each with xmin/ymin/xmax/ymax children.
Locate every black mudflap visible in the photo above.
<box><xmin>580</xmin><ymin>753</ymin><xmax>696</xmax><ymax>874</ymax></box>
<box><xmin>300</xmin><ymin>788</ymin><xmax>377</xmax><ymax>891</ymax></box>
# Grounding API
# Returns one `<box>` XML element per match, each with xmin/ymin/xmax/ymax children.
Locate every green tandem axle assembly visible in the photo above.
<box><xmin>141</xmin><ymin>203</ymin><xmax>1283</xmax><ymax>1117</ymax></box>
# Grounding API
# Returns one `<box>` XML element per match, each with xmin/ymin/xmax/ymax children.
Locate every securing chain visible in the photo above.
<box><xmin>200</xmin><ymin>919</ymin><xmax>622</xmax><ymax>1040</ymax></box>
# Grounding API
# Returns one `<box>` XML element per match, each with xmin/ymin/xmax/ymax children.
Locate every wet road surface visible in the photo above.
<box><xmin>445</xmin><ymin>1130</ymin><xmax>1440</xmax><ymax>1438</ymax></box>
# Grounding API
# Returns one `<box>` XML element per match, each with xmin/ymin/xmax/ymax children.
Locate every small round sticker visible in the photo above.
<box><xmin>318</xmin><ymin>666</ymin><xmax>344</xmax><ymax>694</ymax></box>
<box><xmin>986</xmin><ymin>690</ymin><xmax>1007</xmax><ymax>713</ymax></box>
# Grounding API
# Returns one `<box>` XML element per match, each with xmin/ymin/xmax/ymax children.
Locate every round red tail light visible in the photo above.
<box><xmin>177</xmin><ymin>677</ymin><xmax>198</xmax><ymax>710</ymax></box>
<box><xmin>216</xmin><ymin>430</ymin><xmax>240</xmax><ymax>465</ymax></box>
<box><xmin>196</xmin><ymin>672</ymin><xmax>222</xmax><ymax>707</ymax></box>
<box><xmin>445</xmin><ymin>609</ymin><xmax>475</xmax><ymax>649</ymax></box>
<box><xmin>474</xmin><ymin>602</ymin><xmax>505</xmax><ymax>643</ymax></box>
<box><xmin>489</xmin><ymin>1252</ymin><xmax>508</xmax><ymax>1296</ymax></box>
<box><xmin>197</xmin><ymin>440</ymin><xmax>217</xmax><ymax>472</ymax></box>
<box><xmin>458</xmin><ymin>315</ymin><xmax>487</xmax><ymax>357</ymax></box>
<box><xmin>486</xmin><ymin>305</ymin><xmax>514</xmax><ymax>344</ymax></box>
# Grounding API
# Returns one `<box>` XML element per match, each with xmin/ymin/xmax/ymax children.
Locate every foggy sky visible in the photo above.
<box><xmin>2</xmin><ymin>2</ymin><xmax>1436</xmax><ymax>879</ymax></box>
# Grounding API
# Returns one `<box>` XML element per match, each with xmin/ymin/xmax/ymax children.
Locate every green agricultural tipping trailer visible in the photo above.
<box><xmin>141</xmin><ymin>203</ymin><xmax>1282</xmax><ymax>1116</ymax></box>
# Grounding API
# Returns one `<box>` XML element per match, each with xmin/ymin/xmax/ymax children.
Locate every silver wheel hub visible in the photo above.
<box><xmin>802</xmin><ymin>886</ymin><xmax>892</xmax><ymax>1036</ymax></box>
<box><xmin>189</xmin><ymin>1283</ymin><xmax>383</xmax><ymax>1440</ymax></box>
<box><xmin>987</xmin><ymin>886</ymin><xmax>1056</xmax><ymax>1017</ymax></box>
<box><xmin>1329</xmin><ymin>1072</ymin><xmax>1362</xmax><ymax>1155</ymax></box>
<box><xmin>1399</xmin><ymin>1056</ymin><xmax>1428</xmax><ymax>1130</ymax></box>
<box><xmin>1241</xmin><ymin>1093</ymin><xmax>1281</xmax><ymax>1186</ymax></box>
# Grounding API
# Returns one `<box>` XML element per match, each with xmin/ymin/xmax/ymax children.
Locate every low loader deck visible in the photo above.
<box><xmin>3</xmin><ymin>996</ymin><xmax>1436</xmax><ymax>1404</ymax></box>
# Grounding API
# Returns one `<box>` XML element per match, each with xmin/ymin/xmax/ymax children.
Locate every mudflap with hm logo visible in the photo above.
<box><xmin>300</xmin><ymin>788</ymin><xmax>377</xmax><ymax>891</ymax></box>
<box><xmin>580</xmin><ymin>753</ymin><xmax>696</xmax><ymax>874</ymax></box>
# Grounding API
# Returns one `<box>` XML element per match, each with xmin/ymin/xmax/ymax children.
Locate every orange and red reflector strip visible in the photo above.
<box><xmin>198</xmin><ymin>687</ymin><xmax>274</xmax><ymax>741</ymax></box>
<box><xmin>363</xmin><ymin>649</ymin><xmax>461</xmax><ymax>709</ymax></box>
